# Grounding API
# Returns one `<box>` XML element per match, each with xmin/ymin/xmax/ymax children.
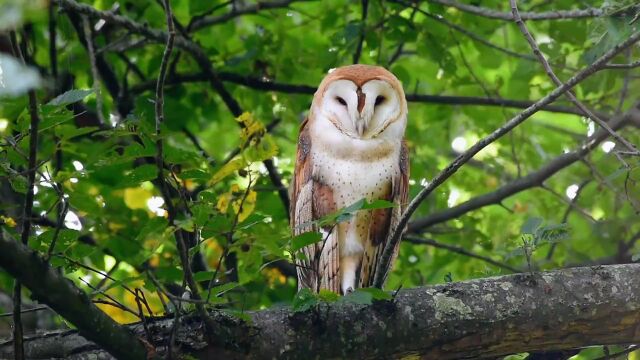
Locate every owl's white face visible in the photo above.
<box><xmin>319</xmin><ymin>79</ymin><xmax>405</xmax><ymax>140</ymax></box>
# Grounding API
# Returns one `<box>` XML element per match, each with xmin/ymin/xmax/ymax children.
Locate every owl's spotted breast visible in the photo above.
<box><xmin>291</xmin><ymin>65</ymin><xmax>409</xmax><ymax>294</ymax></box>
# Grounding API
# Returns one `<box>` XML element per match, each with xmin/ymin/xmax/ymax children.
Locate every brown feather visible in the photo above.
<box><xmin>358</xmin><ymin>141</ymin><xmax>410</xmax><ymax>288</ymax></box>
<box><xmin>291</xmin><ymin>118</ymin><xmax>341</xmax><ymax>292</ymax></box>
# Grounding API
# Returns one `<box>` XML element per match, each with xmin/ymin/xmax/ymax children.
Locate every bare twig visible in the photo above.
<box><xmin>616</xmin><ymin>50</ymin><xmax>633</xmax><ymax>115</ymax></box>
<box><xmin>429</xmin><ymin>0</ymin><xmax>604</xmax><ymax>21</ymax></box>
<box><xmin>48</xmin><ymin>2</ymin><xmax>58</xmax><ymax>80</ymax></box>
<box><xmin>604</xmin><ymin>60</ymin><xmax>640</xmax><ymax>69</ymax></box>
<box><xmin>509</xmin><ymin>0</ymin><xmax>639</xmax><ymax>156</ymax></box>
<box><xmin>44</xmin><ymin>199</ymin><xmax>68</xmax><ymax>261</ymax></box>
<box><xmin>0</xmin><ymin>306</ymin><xmax>50</xmax><ymax>318</ymax></box>
<box><xmin>9</xmin><ymin>30</ymin><xmax>41</xmax><ymax>360</ymax></box>
<box><xmin>388</xmin><ymin>6</ymin><xmax>417</xmax><ymax>66</ymax></box>
<box><xmin>82</xmin><ymin>15</ymin><xmax>105</xmax><ymax>126</ymax></box>
<box><xmin>546</xmin><ymin>180</ymin><xmax>592</xmax><ymax>260</ymax></box>
<box><xmin>353</xmin><ymin>0</ymin><xmax>369</xmax><ymax>64</ymax></box>
<box><xmin>391</xmin><ymin>0</ymin><xmax>543</xmax><ymax>65</ymax></box>
<box><xmin>188</xmin><ymin>0</ymin><xmax>314</xmax><ymax>31</ymax></box>
<box><xmin>405</xmin><ymin>236</ymin><xmax>520</xmax><ymax>273</ymax></box>
<box><xmin>373</xmin><ymin>29</ymin><xmax>640</xmax><ymax>288</ymax></box>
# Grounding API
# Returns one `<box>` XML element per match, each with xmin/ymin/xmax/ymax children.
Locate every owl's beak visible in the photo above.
<box><xmin>356</xmin><ymin>118</ymin><xmax>366</xmax><ymax>136</ymax></box>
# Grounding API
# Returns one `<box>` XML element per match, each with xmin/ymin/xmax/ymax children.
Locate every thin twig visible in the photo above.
<box><xmin>373</xmin><ymin>29</ymin><xmax>640</xmax><ymax>288</ymax></box>
<box><xmin>9</xmin><ymin>30</ymin><xmax>41</xmax><ymax>360</ymax></box>
<box><xmin>188</xmin><ymin>0</ymin><xmax>313</xmax><ymax>32</ymax></box>
<box><xmin>604</xmin><ymin>60</ymin><xmax>640</xmax><ymax>69</ymax></box>
<box><xmin>353</xmin><ymin>0</ymin><xmax>369</xmax><ymax>64</ymax></box>
<box><xmin>0</xmin><ymin>306</ymin><xmax>50</xmax><ymax>318</ymax></box>
<box><xmin>429</xmin><ymin>0</ymin><xmax>604</xmax><ymax>21</ymax></box>
<box><xmin>81</xmin><ymin>15</ymin><xmax>105</xmax><ymax>126</ymax></box>
<box><xmin>616</xmin><ymin>50</ymin><xmax>633</xmax><ymax>115</ymax></box>
<box><xmin>45</xmin><ymin>199</ymin><xmax>68</xmax><ymax>261</ymax></box>
<box><xmin>546</xmin><ymin>180</ymin><xmax>592</xmax><ymax>260</ymax></box>
<box><xmin>405</xmin><ymin>236</ymin><xmax>520</xmax><ymax>273</ymax></box>
<box><xmin>392</xmin><ymin>0</ymin><xmax>543</xmax><ymax>65</ymax></box>
<box><xmin>509</xmin><ymin>0</ymin><xmax>639</xmax><ymax>156</ymax></box>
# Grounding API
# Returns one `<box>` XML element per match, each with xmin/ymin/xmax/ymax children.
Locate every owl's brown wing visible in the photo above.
<box><xmin>290</xmin><ymin>119</ymin><xmax>340</xmax><ymax>293</ymax></box>
<box><xmin>358</xmin><ymin>141</ymin><xmax>410</xmax><ymax>288</ymax></box>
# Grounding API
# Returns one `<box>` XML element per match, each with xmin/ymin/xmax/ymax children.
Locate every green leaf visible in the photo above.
<box><xmin>38</xmin><ymin>229</ymin><xmax>80</xmax><ymax>251</ymax></box>
<box><xmin>521</xmin><ymin>217</ymin><xmax>543</xmax><ymax>235</ymax></box>
<box><xmin>208</xmin><ymin>281</ymin><xmax>240</xmax><ymax>297</ymax></box>
<box><xmin>318</xmin><ymin>289</ymin><xmax>340</xmax><ymax>302</ymax></box>
<box><xmin>9</xmin><ymin>176</ymin><xmax>27</xmax><ymax>194</ymax></box>
<box><xmin>357</xmin><ymin>287</ymin><xmax>392</xmax><ymax>301</ymax></box>
<box><xmin>118</xmin><ymin>165</ymin><xmax>158</xmax><ymax>187</ymax></box>
<box><xmin>291</xmin><ymin>232</ymin><xmax>322</xmax><ymax>252</ymax></box>
<box><xmin>317</xmin><ymin>198</ymin><xmax>396</xmax><ymax>227</ymax></box>
<box><xmin>340</xmin><ymin>289</ymin><xmax>373</xmax><ymax>305</ymax></box>
<box><xmin>47</xmin><ymin>89</ymin><xmax>93</xmax><ymax>106</ymax></box>
<box><xmin>292</xmin><ymin>288</ymin><xmax>319</xmax><ymax>312</ymax></box>
<box><xmin>69</xmin><ymin>192</ymin><xmax>102</xmax><ymax>214</ymax></box>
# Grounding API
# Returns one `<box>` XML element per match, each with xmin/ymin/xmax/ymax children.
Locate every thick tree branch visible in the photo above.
<box><xmin>428</xmin><ymin>0</ymin><xmax>604</xmax><ymax>21</ymax></box>
<box><xmin>0</xmin><ymin>233</ymin><xmax>148</xmax><ymax>359</ymax></box>
<box><xmin>3</xmin><ymin>264</ymin><xmax>640</xmax><ymax>358</ymax></box>
<box><xmin>408</xmin><ymin>106</ymin><xmax>639</xmax><ymax>233</ymax></box>
<box><xmin>373</xmin><ymin>29</ymin><xmax>640</xmax><ymax>288</ymax></box>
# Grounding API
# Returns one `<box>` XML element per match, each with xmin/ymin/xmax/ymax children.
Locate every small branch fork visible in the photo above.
<box><xmin>372</xmin><ymin>29</ymin><xmax>640</xmax><ymax>288</ymax></box>
<box><xmin>509</xmin><ymin>0</ymin><xmax>639</xmax><ymax>157</ymax></box>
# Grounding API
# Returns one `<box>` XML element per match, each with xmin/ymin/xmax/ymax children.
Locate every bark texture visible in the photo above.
<box><xmin>2</xmin><ymin>264</ymin><xmax>640</xmax><ymax>359</ymax></box>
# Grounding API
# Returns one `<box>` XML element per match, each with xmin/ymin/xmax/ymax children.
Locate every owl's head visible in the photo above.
<box><xmin>311</xmin><ymin>65</ymin><xmax>407</xmax><ymax>140</ymax></box>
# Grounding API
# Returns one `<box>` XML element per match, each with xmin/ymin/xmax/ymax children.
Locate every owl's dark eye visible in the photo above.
<box><xmin>375</xmin><ymin>96</ymin><xmax>386</xmax><ymax>106</ymax></box>
<box><xmin>335</xmin><ymin>96</ymin><xmax>347</xmax><ymax>106</ymax></box>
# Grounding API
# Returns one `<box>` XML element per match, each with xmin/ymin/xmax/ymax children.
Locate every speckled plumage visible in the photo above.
<box><xmin>291</xmin><ymin>65</ymin><xmax>409</xmax><ymax>294</ymax></box>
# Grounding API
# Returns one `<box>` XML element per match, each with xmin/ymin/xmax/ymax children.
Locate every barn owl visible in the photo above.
<box><xmin>291</xmin><ymin>64</ymin><xmax>409</xmax><ymax>294</ymax></box>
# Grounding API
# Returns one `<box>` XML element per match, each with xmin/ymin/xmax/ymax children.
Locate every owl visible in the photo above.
<box><xmin>291</xmin><ymin>64</ymin><xmax>409</xmax><ymax>294</ymax></box>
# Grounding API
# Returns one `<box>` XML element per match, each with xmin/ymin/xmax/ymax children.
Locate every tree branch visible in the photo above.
<box><xmin>8</xmin><ymin>30</ymin><xmax>41</xmax><ymax>360</ymax></box>
<box><xmin>352</xmin><ymin>0</ymin><xmax>369</xmax><ymax>64</ymax></box>
<box><xmin>372</xmin><ymin>29</ymin><xmax>640</xmax><ymax>288</ymax></box>
<box><xmin>129</xmin><ymin>72</ymin><xmax>592</xmax><ymax>117</ymax></box>
<box><xmin>428</xmin><ymin>0</ymin><xmax>604</xmax><ymax>21</ymax></box>
<box><xmin>188</xmin><ymin>0</ymin><xmax>313</xmax><ymax>32</ymax></box>
<box><xmin>509</xmin><ymin>0</ymin><xmax>639</xmax><ymax>156</ymax></box>
<box><xmin>55</xmin><ymin>0</ymin><xmax>291</xmax><ymax>215</ymax></box>
<box><xmin>4</xmin><ymin>264</ymin><xmax>640</xmax><ymax>358</ymax></box>
<box><xmin>392</xmin><ymin>0</ymin><xmax>544</xmax><ymax>64</ymax></box>
<box><xmin>408</xmin><ymin>106</ymin><xmax>639</xmax><ymax>233</ymax></box>
<box><xmin>0</xmin><ymin>232</ymin><xmax>148</xmax><ymax>360</ymax></box>
<box><xmin>405</xmin><ymin>236</ymin><xmax>520</xmax><ymax>273</ymax></box>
